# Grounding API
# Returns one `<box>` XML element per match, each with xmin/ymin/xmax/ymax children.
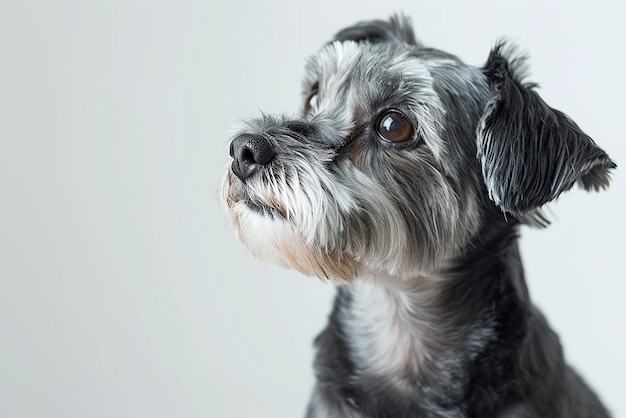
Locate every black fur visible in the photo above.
<box><xmin>477</xmin><ymin>43</ymin><xmax>616</xmax><ymax>216</ymax></box>
<box><xmin>309</xmin><ymin>208</ymin><xmax>610</xmax><ymax>417</ymax></box>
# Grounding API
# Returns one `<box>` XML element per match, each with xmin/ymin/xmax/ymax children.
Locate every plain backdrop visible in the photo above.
<box><xmin>0</xmin><ymin>0</ymin><xmax>625</xmax><ymax>417</ymax></box>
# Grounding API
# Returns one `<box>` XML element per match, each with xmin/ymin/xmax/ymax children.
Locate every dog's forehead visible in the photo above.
<box><xmin>304</xmin><ymin>41</ymin><xmax>460</xmax><ymax>91</ymax></box>
<box><xmin>302</xmin><ymin>41</ymin><xmax>474</xmax><ymax>136</ymax></box>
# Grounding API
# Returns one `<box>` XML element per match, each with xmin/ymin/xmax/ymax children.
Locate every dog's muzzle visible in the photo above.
<box><xmin>229</xmin><ymin>134</ymin><xmax>275</xmax><ymax>181</ymax></box>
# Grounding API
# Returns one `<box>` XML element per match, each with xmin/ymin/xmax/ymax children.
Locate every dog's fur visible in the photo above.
<box><xmin>222</xmin><ymin>15</ymin><xmax>615</xmax><ymax>417</ymax></box>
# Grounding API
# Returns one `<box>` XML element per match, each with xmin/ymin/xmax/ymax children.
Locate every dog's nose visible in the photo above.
<box><xmin>229</xmin><ymin>134</ymin><xmax>275</xmax><ymax>181</ymax></box>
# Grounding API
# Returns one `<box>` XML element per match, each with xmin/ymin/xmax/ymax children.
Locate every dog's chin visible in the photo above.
<box><xmin>226</xmin><ymin>200</ymin><xmax>360</xmax><ymax>282</ymax></box>
<box><xmin>231</xmin><ymin>202</ymin><xmax>294</xmax><ymax>265</ymax></box>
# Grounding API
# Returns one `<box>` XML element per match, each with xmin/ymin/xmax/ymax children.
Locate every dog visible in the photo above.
<box><xmin>221</xmin><ymin>14</ymin><xmax>615</xmax><ymax>417</ymax></box>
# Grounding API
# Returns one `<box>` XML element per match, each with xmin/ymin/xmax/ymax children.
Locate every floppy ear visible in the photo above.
<box><xmin>476</xmin><ymin>43</ymin><xmax>616</xmax><ymax>217</ymax></box>
<box><xmin>333</xmin><ymin>14</ymin><xmax>422</xmax><ymax>46</ymax></box>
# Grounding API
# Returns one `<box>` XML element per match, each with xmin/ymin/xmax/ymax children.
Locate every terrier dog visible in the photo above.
<box><xmin>222</xmin><ymin>15</ymin><xmax>615</xmax><ymax>417</ymax></box>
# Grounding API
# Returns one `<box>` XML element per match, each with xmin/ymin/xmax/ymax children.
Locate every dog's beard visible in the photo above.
<box><xmin>222</xmin><ymin>157</ymin><xmax>363</xmax><ymax>281</ymax></box>
<box><xmin>221</xmin><ymin>154</ymin><xmax>471</xmax><ymax>281</ymax></box>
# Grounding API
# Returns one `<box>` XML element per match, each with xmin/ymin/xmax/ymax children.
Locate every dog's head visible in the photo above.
<box><xmin>222</xmin><ymin>15</ymin><xmax>615</xmax><ymax>281</ymax></box>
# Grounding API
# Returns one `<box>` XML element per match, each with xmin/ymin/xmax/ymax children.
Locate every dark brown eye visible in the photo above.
<box><xmin>376</xmin><ymin>110</ymin><xmax>415</xmax><ymax>143</ymax></box>
<box><xmin>304</xmin><ymin>82</ymin><xmax>319</xmax><ymax>113</ymax></box>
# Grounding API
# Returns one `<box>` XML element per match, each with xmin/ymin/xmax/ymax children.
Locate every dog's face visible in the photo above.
<box><xmin>222</xmin><ymin>15</ymin><xmax>615</xmax><ymax>281</ymax></box>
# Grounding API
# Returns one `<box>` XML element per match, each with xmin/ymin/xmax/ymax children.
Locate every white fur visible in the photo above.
<box><xmin>233</xmin><ymin>202</ymin><xmax>296</xmax><ymax>267</ymax></box>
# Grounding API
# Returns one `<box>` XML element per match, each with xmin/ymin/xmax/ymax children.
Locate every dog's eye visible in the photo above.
<box><xmin>376</xmin><ymin>110</ymin><xmax>415</xmax><ymax>143</ymax></box>
<box><xmin>305</xmin><ymin>82</ymin><xmax>319</xmax><ymax>113</ymax></box>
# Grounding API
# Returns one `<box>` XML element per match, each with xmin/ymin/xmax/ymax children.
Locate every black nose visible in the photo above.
<box><xmin>229</xmin><ymin>134</ymin><xmax>275</xmax><ymax>181</ymax></box>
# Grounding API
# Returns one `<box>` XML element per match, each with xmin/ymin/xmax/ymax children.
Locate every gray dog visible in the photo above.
<box><xmin>222</xmin><ymin>15</ymin><xmax>615</xmax><ymax>417</ymax></box>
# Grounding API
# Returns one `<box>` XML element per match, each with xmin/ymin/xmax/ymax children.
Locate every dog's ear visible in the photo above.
<box><xmin>476</xmin><ymin>42</ymin><xmax>616</xmax><ymax>217</ymax></box>
<box><xmin>333</xmin><ymin>14</ymin><xmax>421</xmax><ymax>46</ymax></box>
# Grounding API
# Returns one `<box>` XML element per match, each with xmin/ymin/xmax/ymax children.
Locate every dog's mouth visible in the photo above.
<box><xmin>223</xmin><ymin>166</ymin><xmax>288</xmax><ymax>220</ymax></box>
<box><xmin>244</xmin><ymin>197</ymin><xmax>286</xmax><ymax>219</ymax></box>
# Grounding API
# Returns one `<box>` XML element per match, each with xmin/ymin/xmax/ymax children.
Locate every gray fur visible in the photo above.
<box><xmin>222</xmin><ymin>14</ymin><xmax>615</xmax><ymax>417</ymax></box>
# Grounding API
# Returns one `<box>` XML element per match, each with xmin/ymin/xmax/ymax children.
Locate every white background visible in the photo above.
<box><xmin>1</xmin><ymin>0</ymin><xmax>625</xmax><ymax>417</ymax></box>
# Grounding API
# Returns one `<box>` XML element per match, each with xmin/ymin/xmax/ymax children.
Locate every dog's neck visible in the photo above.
<box><xmin>342</xmin><ymin>271</ymin><xmax>446</xmax><ymax>391</ymax></box>
<box><xmin>338</xmin><ymin>218</ymin><xmax>530</xmax><ymax>398</ymax></box>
